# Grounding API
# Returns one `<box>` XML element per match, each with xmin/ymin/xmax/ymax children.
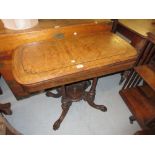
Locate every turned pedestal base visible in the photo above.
<box><xmin>46</xmin><ymin>77</ymin><xmax>107</xmax><ymax>130</ymax></box>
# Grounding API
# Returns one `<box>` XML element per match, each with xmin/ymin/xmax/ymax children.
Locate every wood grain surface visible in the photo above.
<box><xmin>0</xmin><ymin>19</ymin><xmax>112</xmax><ymax>99</ymax></box>
<box><xmin>13</xmin><ymin>31</ymin><xmax>137</xmax><ymax>92</ymax></box>
<box><xmin>135</xmin><ymin>64</ymin><xmax>155</xmax><ymax>91</ymax></box>
<box><xmin>120</xmin><ymin>86</ymin><xmax>155</xmax><ymax>129</ymax></box>
<box><xmin>119</xmin><ymin>19</ymin><xmax>155</xmax><ymax>37</ymax></box>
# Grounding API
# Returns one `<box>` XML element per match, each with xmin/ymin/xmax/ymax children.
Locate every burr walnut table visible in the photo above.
<box><xmin>12</xmin><ymin>31</ymin><xmax>137</xmax><ymax>130</ymax></box>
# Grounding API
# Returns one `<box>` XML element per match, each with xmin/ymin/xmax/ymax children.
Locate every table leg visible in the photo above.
<box><xmin>84</xmin><ymin>78</ymin><xmax>107</xmax><ymax>112</ymax></box>
<box><xmin>46</xmin><ymin>78</ymin><xmax>107</xmax><ymax>130</ymax></box>
<box><xmin>53</xmin><ymin>86</ymin><xmax>72</xmax><ymax>130</ymax></box>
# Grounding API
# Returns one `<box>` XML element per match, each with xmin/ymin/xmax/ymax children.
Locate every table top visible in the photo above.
<box><xmin>119</xmin><ymin>19</ymin><xmax>155</xmax><ymax>37</ymax></box>
<box><xmin>0</xmin><ymin>19</ymin><xmax>110</xmax><ymax>35</ymax></box>
<box><xmin>12</xmin><ymin>31</ymin><xmax>137</xmax><ymax>91</ymax></box>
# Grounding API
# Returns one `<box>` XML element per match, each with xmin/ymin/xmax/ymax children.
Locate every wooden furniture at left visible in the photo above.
<box><xmin>12</xmin><ymin>31</ymin><xmax>137</xmax><ymax>130</ymax></box>
<box><xmin>0</xmin><ymin>19</ymin><xmax>112</xmax><ymax>100</ymax></box>
<box><xmin>0</xmin><ymin>74</ymin><xmax>20</xmax><ymax>135</ymax></box>
<box><xmin>0</xmin><ymin>114</ymin><xmax>21</xmax><ymax>135</ymax></box>
<box><xmin>0</xmin><ymin>73</ymin><xmax>12</xmax><ymax>115</ymax></box>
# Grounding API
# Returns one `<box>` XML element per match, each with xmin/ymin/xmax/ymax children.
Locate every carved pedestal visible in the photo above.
<box><xmin>46</xmin><ymin>77</ymin><xmax>107</xmax><ymax>130</ymax></box>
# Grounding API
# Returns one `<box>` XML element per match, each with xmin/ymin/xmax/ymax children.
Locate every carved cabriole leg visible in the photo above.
<box><xmin>84</xmin><ymin>78</ymin><xmax>107</xmax><ymax>112</ymax></box>
<box><xmin>53</xmin><ymin>98</ymin><xmax>72</xmax><ymax>130</ymax></box>
<box><xmin>53</xmin><ymin>86</ymin><xmax>72</xmax><ymax>130</ymax></box>
<box><xmin>46</xmin><ymin>78</ymin><xmax>107</xmax><ymax>130</ymax></box>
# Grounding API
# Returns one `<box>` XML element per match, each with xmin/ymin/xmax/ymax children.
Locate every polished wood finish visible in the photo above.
<box><xmin>13</xmin><ymin>30</ymin><xmax>137</xmax><ymax>130</ymax></box>
<box><xmin>12</xmin><ymin>31</ymin><xmax>137</xmax><ymax>92</ymax></box>
<box><xmin>0</xmin><ymin>77</ymin><xmax>19</xmax><ymax>134</ymax></box>
<box><xmin>135</xmin><ymin>64</ymin><xmax>155</xmax><ymax>91</ymax></box>
<box><xmin>0</xmin><ymin>114</ymin><xmax>21</xmax><ymax>135</ymax></box>
<box><xmin>112</xmin><ymin>19</ymin><xmax>155</xmax><ymax>85</ymax></box>
<box><xmin>123</xmin><ymin>33</ymin><xmax>155</xmax><ymax>90</ymax></box>
<box><xmin>120</xmin><ymin>33</ymin><xmax>155</xmax><ymax>134</ymax></box>
<box><xmin>0</xmin><ymin>19</ymin><xmax>111</xmax><ymax>52</ymax></box>
<box><xmin>120</xmin><ymin>86</ymin><xmax>155</xmax><ymax>129</ymax></box>
<box><xmin>0</xmin><ymin>103</ymin><xmax>12</xmax><ymax>115</ymax></box>
<box><xmin>119</xmin><ymin>20</ymin><xmax>155</xmax><ymax>37</ymax></box>
<box><xmin>0</xmin><ymin>20</ymin><xmax>112</xmax><ymax>99</ymax></box>
<box><xmin>112</xmin><ymin>19</ymin><xmax>155</xmax><ymax>51</ymax></box>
